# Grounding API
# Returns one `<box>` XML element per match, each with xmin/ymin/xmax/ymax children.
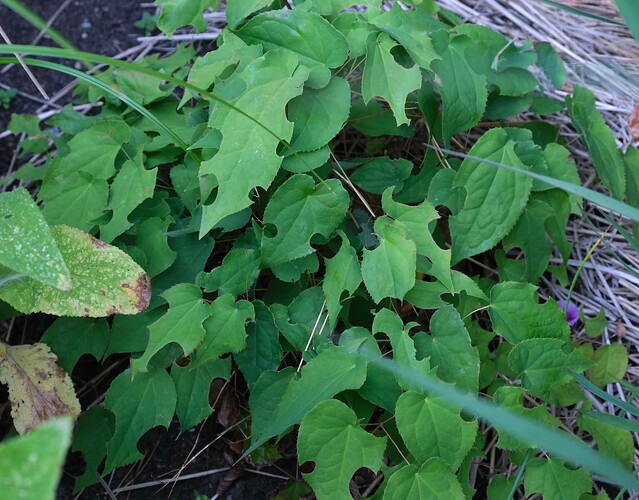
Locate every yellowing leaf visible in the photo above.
<box><xmin>0</xmin><ymin>343</ymin><xmax>80</xmax><ymax>435</ymax></box>
<box><xmin>0</xmin><ymin>225</ymin><xmax>150</xmax><ymax>317</ymax></box>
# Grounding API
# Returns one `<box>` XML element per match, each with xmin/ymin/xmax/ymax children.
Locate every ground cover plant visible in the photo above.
<box><xmin>1</xmin><ymin>0</ymin><xmax>639</xmax><ymax>498</ymax></box>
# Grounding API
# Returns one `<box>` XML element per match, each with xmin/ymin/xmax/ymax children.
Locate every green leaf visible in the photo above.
<box><xmin>260</xmin><ymin>174</ymin><xmax>349</xmax><ymax>267</ymax></box>
<box><xmin>367</xmin><ymin>3</ymin><xmax>441</xmax><ymax>69</ymax></box>
<box><xmin>40</xmin><ymin>117</ymin><xmax>129</xmax><ymax>183</ymax></box>
<box><xmin>323</xmin><ymin>231</ymin><xmax>362</xmax><ymax>329</ymax></box>
<box><xmin>0</xmin><ymin>417</ymin><xmax>72</xmax><ymax>500</ymax></box>
<box><xmin>450</xmin><ymin>128</ymin><xmax>532</xmax><ymax>263</ymax></box>
<box><xmin>351</xmin><ymin>158</ymin><xmax>413</xmax><ymax>194</ymax></box>
<box><xmin>417</xmin><ymin>305</ymin><xmax>480</xmax><ymax>393</ymax></box>
<box><xmin>588</xmin><ymin>344</ymin><xmax>628</xmax><ymax>387</ymax></box>
<box><xmin>382</xmin><ymin>188</ymin><xmax>453</xmax><ymax>291</ymax></box>
<box><xmin>613</xmin><ymin>0</ymin><xmax>639</xmax><ymax>48</ymax></box>
<box><xmin>453</xmin><ymin>26</ymin><xmax>539</xmax><ymax>96</ymax></box>
<box><xmin>286</xmin><ymin>76</ymin><xmax>351</xmax><ymax>153</ymax></box>
<box><xmin>172</xmin><ymin>357</ymin><xmax>231</xmax><ymax>431</ymax></box>
<box><xmin>486</xmin><ymin>475</ymin><xmax>517</xmax><ymax>500</ymax></box>
<box><xmin>384</xmin><ymin>458</ymin><xmax>465</xmax><ymax>499</ymax></box>
<box><xmin>225</xmin><ymin>0</ymin><xmax>271</xmax><ymax>29</ymax></box>
<box><xmin>0</xmin><ymin>343</ymin><xmax>81</xmax><ymax>435</ymax></box>
<box><xmin>234</xmin><ymin>301</ymin><xmax>283</xmax><ymax>389</ymax></box>
<box><xmin>197</xmin><ymin>247</ymin><xmax>261</xmax><ymax>297</ymax></box>
<box><xmin>0</xmin><ymin>225</ymin><xmax>150</xmax><ymax>317</ymax></box>
<box><xmin>583</xmin><ymin>308</ymin><xmax>607</xmax><ymax>338</ymax></box>
<box><xmin>199</xmin><ymin>50</ymin><xmax>308</xmax><ymax>235</ymax></box>
<box><xmin>501</xmin><ymin>198</ymin><xmax>555</xmax><ymax>282</ymax></box>
<box><xmin>509</xmin><ymin>338</ymin><xmax>590</xmax><ymax>397</ymax></box>
<box><xmin>154</xmin><ymin>0</ymin><xmax>220</xmax><ymax>36</ymax></box>
<box><xmin>150</xmin><ymin>231</ymin><xmax>214</xmax><ymax>301</ymax></box>
<box><xmin>396</xmin><ymin>391</ymin><xmax>477</xmax><ymax>470</ymax></box>
<box><xmin>432</xmin><ymin>35</ymin><xmax>487</xmax><ymax>143</ymax></box>
<box><xmin>133</xmin><ymin>217</ymin><xmax>177</xmax><ymax>278</ymax></box>
<box><xmin>348</xmin><ymin>98</ymin><xmax>414</xmax><ymax>138</ymax></box>
<box><xmin>72</xmin><ymin>407</ymin><xmax>115</xmax><ymax>490</ymax></box>
<box><xmin>566</xmin><ymin>86</ymin><xmax>626</xmax><ymax>199</ymax></box>
<box><xmin>362</xmin><ymin>32</ymin><xmax>422</xmax><ymax>126</ymax></box>
<box><xmin>248</xmin><ymin>344</ymin><xmax>367</xmax><ymax>453</ymax></box>
<box><xmin>272</xmin><ymin>253</ymin><xmax>319</xmax><ymax>282</ymax></box>
<box><xmin>492</xmin><ymin>386</ymin><xmax>559</xmax><ymax>450</ymax></box>
<box><xmin>578</xmin><ymin>410</ymin><xmax>634</xmax><ymax>466</ymax></box>
<box><xmin>40</xmin><ymin>172</ymin><xmax>109</xmax><ymax>232</ymax></box>
<box><xmin>361</xmin><ymin>217</ymin><xmax>416</xmax><ymax>303</ymax></box>
<box><xmin>0</xmin><ymin>187</ymin><xmax>70</xmax><ymax>290</ymax></box>
<box><xmin>193</xmin><ymin>294</ymin><xmax>255</xmax><ymax>367</ymax></box>
<box><xmin>524</xmin><ymin>458</ymin><xmax>592</xmax><ymax>499</ymax></box>
<box><xmin>132</xmin><ymin>284</ymin><xmax>211</xmax><ymax>374</ymax></box>
<box><xmin>100</xmin><ymin>156</ymin><xmax>157</xmax><ymax>243</ymax></box>
<box><xmin>339</xmin><ymin>327</ymin><xmax>402</xmax><ymax>412</ymax></box>
<box><xmin>332</xmin><ymin>12</ymin><xmax>369</xmax><ymax>58</ymax></box>
<box><xmin>235</xmin><ymin>9</ymin><xmax>348</xmax><ymax>88</ymax></box>
<box><xmin>297</xmin><ymin>399</ymin><xmax>386</xmax><ymax>500</ymax></box>
<box><xmin>41</xmin><ymin>317</ymin><xmax>109</xmax><ymax>373</ymax></box>
<box><xmin>372</xmin><ymin>309</ymin><xmax>430</xmax><ymax>393</ymax></box>
<box><xmin>104</xmin><ymin>368</ymin><xmax>177</xmax><ymax>474</ymax></box>
<box><xmin>39</xmin><ymin>118</ymin><xmax>129</xmax><ymax>230</ymax></box>
<box><xmin>488</xmin><ymin>282</ymin><xmax>570</xmax><ymax>344</ymax></box>
<box><xmin>281</xmin><ymin>146</ymin><xmax>331</xmax><ymax>173</ymax></box>
<box><xmin>535</xmin><ymin>42</ymin><xmax>566</xmax><ymax>89</ymax></box>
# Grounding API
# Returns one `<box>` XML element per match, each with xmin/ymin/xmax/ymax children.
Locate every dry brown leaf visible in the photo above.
<box><xmin>0</xmin><ymin>343</ymin><xmax>81</xmax><ymax>434</ymax></box>
<box><xmin>629</xmin><ymin>104</ymin><xmax>639</xmax><ymax>141</ymax></box>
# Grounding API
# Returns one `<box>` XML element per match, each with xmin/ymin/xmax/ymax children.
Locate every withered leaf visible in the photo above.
<box><xmin>0</xmin><ymin>343</ymin><xmax>81</xmax><ymax>435</ymax></box>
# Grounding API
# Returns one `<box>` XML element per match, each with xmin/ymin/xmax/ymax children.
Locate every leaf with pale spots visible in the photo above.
<box><xmin>0</xmin><ymin>417</ymin><xmax>72</xmax><ymax>500</ymax></box>
<box><xmin>0</xmin><ymin>225</ymin><xmax>150</xmax><ymax>317</ymax></box>
<box><xmin>0</xmin><ymin>187</ymin><xmax>71</xmax><ymax>290</ymax></box>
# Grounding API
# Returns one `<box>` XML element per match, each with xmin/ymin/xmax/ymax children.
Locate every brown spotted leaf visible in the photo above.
<box><xmin>0</xmin><ymin>343</ymin><xmax>81</xmax><ymax>435</ymax></box>
<box><xmin>0</xmin><ymin>225</ymin><xmax>150</xmax><ymax>317</ymax></box>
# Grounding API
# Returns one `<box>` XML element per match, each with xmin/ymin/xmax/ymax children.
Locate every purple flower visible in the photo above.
<box><xmin>557</xmin><ymin>299</ymin><xmax>579</xmax><ymax>326</ymax></box>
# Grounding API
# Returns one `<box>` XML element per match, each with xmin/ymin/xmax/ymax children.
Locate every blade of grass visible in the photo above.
<box><xmin>579</xmin><ymin>410</ymin><xmax>639</xmax><ymax>433</ymax></box>
<box><xmin>565</xmin><ymin>226</ymin><xmax>609</xmax><ymax>308</ymax></box>
<box><xmin>506</xmin><ymin>448</ymin><xmax>532</xmax><ymax>500</ymax></box>
<box><xmin>536</xmin><ymin>0</ymin><xmax>626</xmax><ymax>25</ymax></box>
<box><xmin>614</xmin><ymin>0</ymin><xmax>639</xmax><ymax>46</ymax></box>
<box><xmin>0</xmin><ymin>0</ymin><xmax>80</xmax><ymax>53</ymax></box>
<box><xmin>0</xmin><ymin>44</ymin><xmax>286</xmax><ymax>146</ymax></box>
<box><xmin>0</xmin><ymin>56</ymin><xmax>198</xmax><ymax>163</ymax></box>
<box><xmin>570</xmin><ymin>370</ymin><xmax>639</xmax><ymax>418</ymax></box>
<box><xmin>425</xmin><ymin>144</ymin><xmax>639</xmax><ymax>223</ymax></box>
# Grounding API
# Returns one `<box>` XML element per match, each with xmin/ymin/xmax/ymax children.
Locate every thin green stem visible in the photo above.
<box><xmin>506</xmin><ymin>449</ymin><xmax>533</xmax><ymax>500</ymax></box>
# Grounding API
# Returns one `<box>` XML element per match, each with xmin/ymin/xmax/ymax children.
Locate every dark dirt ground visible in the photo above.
<box><xmin>0</xmin><ymin>2</ymin><xmax>292</xmax><ymax>498</ymax></box>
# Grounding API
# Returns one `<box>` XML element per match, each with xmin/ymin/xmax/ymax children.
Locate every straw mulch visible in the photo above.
<box><xmin>438</xmin><ymin>0</ymin><xmax>639</xmax><ymax>471</ymax></box>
